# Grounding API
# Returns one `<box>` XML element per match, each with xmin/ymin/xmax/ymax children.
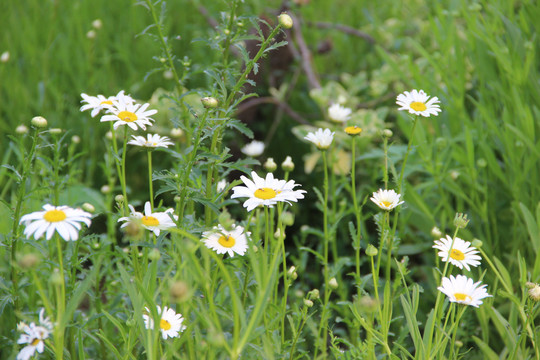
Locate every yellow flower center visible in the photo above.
<box><xmin>160</xmin><ymin>319</ymin><xmax>171</xmax><ymax>330</ymax></box>
<box><xmin>100</xmin><ymin>100</ymin><xmax>113</xmax><ymax>105</ymax></box>
<box><xmin>218</xmin><ymin>235</ymin><xmax>236</xmax><ymax>248</ymax></box>
<box><xmin>450</xmin><ymin>249</ymin><xmax>465</xmax><ymax>260</ymax></box>
<box><xmin>345</xmin><ymin>126</ymin><xmax>362</xmax><ymax>136</ymax></box>
<box><xmin>454</xmin><ymin>292</ymin><xmax>472</xmax><ymax>302</ymax></box>
<box><xmin>118</xmin><ymin>110</ymin><xmax>138</xmax><ymax>122</ymax></box>
<box><xmin>31</xmin><ymin>338</ymin><xmax>42</xmax><ymax>346</ymax></box>
<box><xmin>380</xmin><ymin>201</ymin><xmax>393</xmax><ymax>208</ymax></box>
<box><xmin>43</xmin><ymin>209</ymin><xmax>67</xmax><ymax>222</ymax></box>
<box><xmin>254</xmin><ymin>187</ymin><xmax>277</xmax><ymax>200</ymax></box>
<box><xmin>142</xmin><ymin>216</ymin><xmax>160</xmax><ymax>227</ymax></box>
<box><xmin>410</xmin><ymin>102</ymin><xmax>427</xmax><ymax>112</ymax></box>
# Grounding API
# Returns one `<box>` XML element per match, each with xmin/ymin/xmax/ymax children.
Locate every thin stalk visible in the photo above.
<box><xmin>350</xmin><ymin>136</ymin><xmax>362</xmax><ymax>291</ymax></box>
<box><xmin>448</xmin><ymin>306</ymin><xmax>466</xmax><ymax>360</ymax></box>
<box><xmin>54</xmin><ymin>235</ymin><xmax>66</xmax><ymax>360</ymax></box>
<box><xmin>289</xmin><ymin>307</ymin><xmax>309</xmax><ymax>360</ymax></box>
<box><xmin>147</xmin><ymin>149</ymin><xmax>154</xmax><ymax>209</ymax></box>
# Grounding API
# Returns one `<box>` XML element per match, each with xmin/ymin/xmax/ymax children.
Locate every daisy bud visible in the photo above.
<box><xmin>1</xmin><ymin>51</ymin><xmax>10</xmax><ymax>63</ymax></box>
<box><xmin>105</xmin><ymin>131</ymin><xmax>113</xmax><ymax>140</ymax></box>
<box><xmin>92</xmin><ymin>242</ymin><xmax>100</xmax><ymax>249</ymax></box>
<box><xmin>303</xmin><ymin>299</ymin><xmax>314</xmax><ymax>308</ymax></box>
<box><xmin>170</xmin><ymin>280</ymin><xmax>189</xmax><ymax>302</ymax></box>
<box><xmin>471</xmin><ymin>238</ymin><xmax>483</xmax><ymax>248</ymax></box>
<box><xmin>174</xmin><ymin>195</ymin><xmax>181</xmax><ymax>203</ymax></box>
<box><xmin>455</xmin><ymin>340</ymin><xmax>464</xmax><ymax>348</ymax></box>
<box><xmin>31</xmin><ymin>116</ymin><xmax>48</xmax><ymax>128</ymax></box>
<box><xmin>309</xmin><ymin>289</ymin><xmax>320</xmax><ymax>300</ymax></box>
<box><xmin>477</xmin><ymin>158</ymin><xmax>487</xmax><ymax>168</ymax></box>
<box><xmin>280</xmin><ymin>211</ymin><xmax>295</xmax><ymax>226</ymax></box>
<box><xmin>114</xmin><ymin>194</ymin><xmax>124</xmax><ymax>202</ymax></box>
<box><xmin>100</xmin><ymin>185</ymin><xmax>111</xmax><ymax>194</ymax></box>
<box><xmin>86</xmin><ymin>30</ymin><xmax>96</xmax><ymax>39</ymax></box>
<box><xmin>450</xmin><ymin>170</ymin><xmax>460</xmax><ymax>180</ymax></box>
<box><xmin>454</xmin><ymin>213</ymin><xmax>470</xmax><ymax>229</ymax></box>
<box><xmin>223</xmin><ymin>29</ymin><xmax>231</xmax><ymax>35</ymax></box>
<box><xmin>431</xmin><ymin>226</ymin><xmax>442</xmax><ymax>238</ymax></box>
<box><xmin>274</xmin><ymin>228</ymin><xmax>285</xmax><ymax>239</ymax></box>
<box><xmin>252</xmin><ymin>245</ymin><xmax>259</xmax><ymax>253</ymax></box>
<box><xmin>281</xmin><ymin>156</ymin><xmax>295</xmax><ymax>171</ymax></box>
<box><xmin>92</xmin><ymin>19</ymin><xmax>103</xmax><ymax>29</ymax></box>
<box><xmin>49</xmin><ymin>128</ymin><xmax>62</xmax><ymax>134</ymax></box>
<box><xmin>170</xmin><ymin>128</ymin><xmax>184</xmax><ymax>138</ymax></box>
<box><xmin>287</xmin><ymin>265</ymin><xmax>297</xmax><ymax>277</ymax></box>
<box><xmin>366</xmin><ymin>244</ymin><xmax>378</xmax><ymax>257</ymax></box>
<box><xmin>148</xmin><ymin>248</ymin><xmax>161</xmax><ymax>261</ymax></box>
<box><xmin>201</xmin><ymin>96</ymin><xmax>218</xmax><ymax>108</ymax></box>
<box><xmin>329</xmin><ymin>277</ymin><xmax>338</xmax><ymax>289</ymax></box>
<box><xmin>126</xmin><ymin>319</ymin><xmax>136</xmax><ymax>327</ymax></box>
<box><xmin>163</xmin><ymin>70</ymin><xmax>174</xmax><ymax>80</ymax></box>
<box><xmin>15</xmin><ymin>125</ymin><xmax>29</xmax><ymax>134</ymax></box>
<box><xmin>82</xmin><ymin>202</ymin><xmax>95</xmax><ymax>213</ymax></box>
<box><xmin>71</xmin><ymin>135</ymin><xmax>81</xmax><ymax>144</ymax></box>
<box><xmin>382</xmin><ymin>129</ymin><xmax>393</xmax><ymax>138</ymax></box>
<box><xmin>264</xmin><ymin>157</ymin><xmax>277</xmax><ymax>172</ymax></box>
<box><xmin>278</xmin><ymin>13</ymin><xmax>293</xmax><ymax>29</ymax></box>
<box><xmin>51</xmin><ymin>269</ymin><xmax>63</xmax><ymax>286</ymax></box>
<box><xmin>159</xmin><ymin>57</ymin><xmax>167</xmax><ymax>63</ymax></box>
<box><xmin>18</xmin><ymin>253</ymin><xmax>40</xmax><ymax>269</ymax></box>
<box><xmin>294</xmin><ymin>289</ymin><xmax>305</xmax><ymax>298</ymax></box>
<box><xmin>526</xmin><ymin>282</ymin><xmax>537</xmax><ymax>289</ymax></box>
<box><xmin>357</xmin><ymin>295</ymin><xmax>378</xmax><ymax>314</ymax></box>
<box><xmin>237</xmin><ymin>21</ymin><xmax>244</xmax><ymax>27</ymax></box>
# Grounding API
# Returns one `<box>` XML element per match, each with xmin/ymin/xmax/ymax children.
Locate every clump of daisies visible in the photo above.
<box><xmin>231</xmin><ymin>171</ymin><xmax>306</xmax><ymax>212</ymax></box>
<box><xmin>143</xmin><ymin>305</ymin><xmax>186</xmax><ymax>339</ymax></box>
<box><xmin>16</xmin><ymin>308</ymin><xmax>54</xmax><ymax>360</ymax></box>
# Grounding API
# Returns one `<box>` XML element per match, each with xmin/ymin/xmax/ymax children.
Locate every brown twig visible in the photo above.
<box><xmin>236</xmin><ymin>97</ymin><xmax>310</xmax><ymax>125</ymax></box>
<box><xmin>288</xmin><ymin>13</ymin><xmax>321</xmax><ymax>90</ymax></box>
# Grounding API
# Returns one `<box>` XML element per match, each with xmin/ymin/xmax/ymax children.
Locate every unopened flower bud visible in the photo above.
<box><xmin>71</xmin><ymin>135</ymin><xmax>81</xmax><ymax>144</ymax></box>
<box><xmin>82</xmin><ymin>202</ymin><xmax>95</xmax><ymax>213</ymax></box>
<box><xmin>303</xmin><ymin>298</ymin><xmax>314</xmax><ymax>308</ymax></box>
<box><xmin>223</xmin><ymin>29</ymin><xmax>230</xmax><ymax>35</ymax></box>
<box><xmin>274</xmin><ymin>228</ymin><xmax>285</xmax><ymax>239</ymax></box>
<box><xmin>163</xmin><ymin>70</ymin><xmax>174</xmax><ymax>80</ymax></box>
<box><xmin>454</xmin><ymin>213</ymin><xmax>470</xmax><ymax>229</ymax></box>
<box><xmin>366</xmin><ymin>244</ymin><xmax>378</xmax><ymax>257</ymax></box>
<box><xmin>105</xmin><ymin>131</ymin><xmax>113</xmax><ymax>140</ymax></box>
<box><xmin>278</xmin><ymin>13</ymin><xmax>293</xmax><ymax>29</ymax></box>
<box><xmin>1</xmin><ymin>51</ymin><xmax>10</xmax><ymax>63</ymax></box>
<box><xmin>31</xmin><ymin>116</ymin><xmax>48</xmax><ymax>128</ymax></box>
<box><xmin>431</xmin><ymin>226</ymin><xmax>442</xmax><ymax>238</ymax></box>
<box><xmin>174</xmin><ymin>195</ymin><xmax>181</xmax><ymax>203</ymax></box>
<box><xmin>280</xmin><ymin>211</ymin><xmax>295</xmax><ymax>226</ymax></box>
<box><xmin>455</xmin><ymin>340</ymin><xmax>464</xmax><ymax>348</ymax></box>
<box><xmin>471</xmin><ymin>238</ymin><xmax>483</xmax><ymax>248</ymax></box>
<box><xmin>19</xmin><ymin>253</ymin><xmax>40</xmax><ymax>269</ymax></box>
<box><xmin>450</xmin><ymin>170</ymin><xmax>459</xmax><ymax>180</ymax></box>
<box><xmin>382</xmin><ymin>129</ymin><xmax>393</xmax><ymax>138</ymax></box>
<box><xmin>264</xmin><ymin>157</ymin><xmax>277</xmax><ymax>172</ymax></box>
<box><xmin>329</xmin><ymin>277</ymin><xmax>338</xmax><ymax>289</ymax></box>
<box><xmin>51</xmin><ymin>269</ymin><xmax>63</xmax><ymax>286</ymax></box>
<box><xmin>100</xmin><ymin>185</ymin><xmax>111</xmax><ymax>194</ymax></box>
<box><xmin>148</xmin><ymin>248</ymin><xmax>161</xmax><ymax>261</ymax></box>
<box><xmin>287</xmin><ymin>266</ymin><xmax>298</xmax><ymax>280</ymax></box>
<box><xmin>170</xmin><ymin>280</ymin><xmax>189</xmax><ymax>302</ymax></box>
<box><xmin>92</xmin><ymin>242</ymin><xmax>100</xmax><ymax>249</ymax></box>
<box><xmin>86</xmin><ymin>30</ymin><xmax>96</xmax><ymax>39</ymax></box>
<box><xmin>357</xmin><ymin>295</ymin><xmax>378</xmax><ymax>313</ymax></box>
<box><xmin>49</xmin><ymin>128</ymin><xmax>62</xmax><ymax>134</ymax></box>
<box><xmin>201</xmin><ymin>97</ymin><xmax>218</xmax><ymax>108</ymax></box>
<box><xmin>526</xmin><ymin>284</ymin><xmax>538</xmax><ymax>301</ymax></box>
<box><xmin>477</xmin><ymin>158</ymin><xmax>487</xmax><ymax>168</ymax></box>
<box><xmin>114</xmin><ymin>194</ymin><xmax>124</xmax><ymax>203</ymax></box>
<box><xmin>309</xmin><ymin>289</ymin><xmax>320</xmax><ymax>300</ymax></box>
<box><xmin>170</xmin><ymin>128</ymin><xmax>183</xmax><ymax>138</ymax></box>
<box><xmin>281</xmin><ymin>156</ymin><xmax>295</xmax><ymax>171</ymax></box>
<box><xmin>15</xmin><ymin>125</ymin><xmax>29</xmax><ymax>134</ymax></box>
<box><xmin>92</xmin><ymin>19</ymin><xmax>103</xmax><ymax>29</ymax></box>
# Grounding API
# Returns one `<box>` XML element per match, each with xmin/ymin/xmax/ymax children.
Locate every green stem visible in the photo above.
<box><xmin>350</xmin><ymin>137</ymin><xmax>363</xmax><ymax>292</ymax></box>
<box><xmin>55</xmin><ymin>235</ymin><xmax>66</xmax><ymax>360</ymax></box>
<box><xmin>147</xmin><ymin>150</ymin><xmax>154</xmax><ymax>209</ymax></box>
<box><xmin>289</xmin><ymin>307</ymin><xmax>309</xmax><ymax>360</ymax></box>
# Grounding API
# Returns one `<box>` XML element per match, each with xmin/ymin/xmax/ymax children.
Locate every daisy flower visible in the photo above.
<box><xmin>433</xmin><ymin>235</ymin><xmax>481</xmax><ymax>271</ymax></box>
<box><xmin>328</xmin><ymin>103</ymin><xmax>352</xmax><ymax>122</ymax></box>
<box><xmin>241</xmin><ymin>140</ymin><xmax>265</xmax><ymax>157</ymax></box>
<box><xmin>143</xmin><ymin>305</ymin><xmax>186</xmax><ymax>339</ymax></box>
<box><xmin>345</xmin><ymin>126</ymin><xmax>362</xmax><ymax>136</ymax></box>
<box><xmin>202</xmin><ymin>224</ymin><xmax>249</xmax><ymax>257</ymax></box>
<box><xmin>20</xmin><ymin>204</ymin><xmax>92</xmax><ymax>241</ymax></box>
<box><xmin>231</xmin><ymin>171</ymin><xmax>306</xmax><ymax>212</ymax></box>
<box><xmin>128</xmin><ymin>134</ymin><xmax>174</xmax><ymax>148</ymax></box>
<box><xmin>16</xmin><ymin>309</ymin><xmax>53</xmax><ymax>360</ymax></box>
<box><xmin>396</xmin><ymin>89</ymin><xmax>441</xmax><ymax>117</ymax></box>
<box><xmin>118</xmin><ymin>201</ymin><xmax>177</xmax><ymax>236</ymax></box>
<box><xmin>437</xmin><ymin>275</ymin><xmax>491</xmax><ymax>308</ymax></box>
<box><xmin>370</xmin><ymin>189</ymin><xmax>404</xmax><ymax>211</ymax></box>
<box><xmin>304</xmin><ymin>128</ymin><xmax>334</xmax><ymax>150</ymax></box>
<box><xmin>216</xmin><ymin>179</ymin><xmax>228</xmax><ymax>192</ymax></box>
<box><xmin>80</xmin><ymin>93</ymin><xmax>115</xmax><ymax>117</ymax></box>
<box><xmin>100</xmin><ymin>94</ymin><xmax>157</xmax><ymax>131</ymax></box>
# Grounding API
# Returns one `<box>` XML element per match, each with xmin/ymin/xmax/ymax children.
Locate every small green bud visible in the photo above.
<box><xmin>174</xmin><ymin>195</ymin><xmax>181</xmax><ymax>203</ymax></box>
<box><xmin>170</xmin><ymin>128</ymin><xmax>183</xmax><ymax>138</ymax></box>
<box><xmin>51</xmin><ymin>269</ymin><xmax>63</xmax><ymax>286</ymax></box>
<box><xmin>357</xmin><ymin>295</ymin><xmax>378</xmax><ymax>314</ymax></box>
<box><xmin>278</xmin><ymin>13</ymin><xmax>293</xmax><ymax>29</ymax></box>
<box><xmin>280</xmin><ymin>211</ymin><xmax>295</xmax><ymax>227</ymax></box>
<box><xmin>477</xmin><ymin>158</ymin><xmax>487</xmax><ymax>168</ymax></box>
<box><xmin>431</xmin><ymin>226</ymin><xmax>442</xmax><ymax>238</ymax></box>
<box><xmin>264</xmin><ymin>157</ymin><xmax>277</xmax><ymax>172</ymax></box>
<box><xmin>281</xmin><ymin>156</ymin><xmax>295</xmax><ymax>172</ymax></box>
<box><xmin>114</xmin><ymin>194</ymin><xmax>124</xmax><ymax>203</ymax></box>
<box><xmin>366</xmin><ymin>244</ymin><xmax>378</xmax><ymax>257</ymax></box>
<box><xmin>170</xmin><ymin>280</ymin><xmax>189</xmax><ymax>302</ymax></box>
<box><xmin>309</xmin><ymin>289</ymin><xmax>320</xmax><ymax>300</ymax></box>
<box><xmin>49</xmin><ymin>128</ymin><xmax>62</xmax><ymax>134</ymax></box>
<box><xmin>303</xmin><ymin>298</ymin><xmax>314</xmax><ymax>308</ymax></box>
<box><xmin>382</xmin><ymin>129</ymin><xmax>393</xmax><ymax>138</ymax></box>
<box><xmin>329</xmin><ymin>277</ymin><xmax>338</xmax><ymax>289</ymax></box>
<box><xmin>82</xmin><ymin>202</ymin><xmax>95</xmax><ymax>213</ymax></box>
<box><xmin>15</xmin><ymin>125</ymin><xmax>29</xmax><ymax>134</ymax></box>
<box><xmin>471</xmin><ymin>238</ymin><xmax>483</xmax><ymax>248</ymax></box>
<box><xmin>100</xmin><ymin>185</ymin><xmax>111</xmax><ymax>194</ymax></box>
<box><xmin>148</xmin><ymin>248</ymin><xmax>161</xmax><ymax>261</ymax></box>
<box><xmin>454</xmin><ymin>213</ymin><xmax>470</xmax><ymax>229</ymax></box>
<box><xmin>71</xmin><ymin>135</ymin><xmax>81</xmax><ymax>144</ymax></box>
<box><xmin>31</xmin><ymin>116</ymin><xmax>48</xmax><ymax>128</ymax></box>
<box><xmin>223</xmin><ymin>29</ymin><xmax>230</xmax><ymax>35</ymax></box>
<box><xmin>201</xmin><ymin>97</ymin><xmax>218</xmax><ymax>108</ymax></box>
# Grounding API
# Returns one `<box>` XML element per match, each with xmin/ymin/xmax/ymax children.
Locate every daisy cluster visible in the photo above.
<box><xmin>16</xmin><ymin>309</ymin><xmax>53</xmax><ymax>360</ymax></box>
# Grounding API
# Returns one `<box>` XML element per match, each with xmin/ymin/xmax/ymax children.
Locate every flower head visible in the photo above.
<box><xmin>328</xmin><ymin>103</ymin><xmax>352</xmax><ymax>122</ymax></box>
<box><xmin>100</xmin><ymin>93</ymin><xmax>156</xmax><ymax>131</ymax></box>
<box><xmin>370</xmin><ymin>189</ymin><xmax>404</xmax><ymax>211</ymax></box>
<box><xmin>241</xmin><ymin>140</ymin><xmax>265</xmax><ymax>157</ymax></box>
<box><xmin>396</xmin><ymin>89</ymin><xmax>441</xmax><ymax>117</ymax></box>
<box><xmin>20</xmin><ymin>205</ymin><xmax>92</xmax><ymax>241</ymax></box>
<box><xmin>118</xmin><ymin>202</ymin><xmax>177</xmax><ymax>236</ymax></box>
<box><xmin>437</xmin><ymin>275</ymin><xmax>491</xmax><ymax>307</ymax></box>
<box><xmin>345</xmin><ymin>126</ymin><xmax>362</xmax><ymax>136</ymax></box>
<box><xmin>143</xmin><ymin>305</ymin><xmax>186</xmax><ymax>339</ymax></box>
<box><xmin>16</xmin><ymin>308</ymin><xmax>53</xmax><ymax>360</ymax></box>
<box><xmin>80</xmin><ymin>93</ymin><xmax>116</xmax><ymax>117</ymax></box>
<box><xmin>202</xmin><ymin>224</ymin><xmax>249</xmax><ymax>257</ymax></box>
<box><xmin>231</xmin><ymin>171</ymin><xmax>306</xmax><ymax>211</ymax></box>
<box><xmin>128</xmin><ymin>134</ymin><xmax>174</xmax><ymax>148</ymax></box>
<box><xmin>304</xmin><ymin>128</ymin><xmax>334</xmax><ymax>150</ymax></box>
<box><xmin>433</xmin><ymin>235</ymin><xmax>481</xmax><ymax>271</ymax></box>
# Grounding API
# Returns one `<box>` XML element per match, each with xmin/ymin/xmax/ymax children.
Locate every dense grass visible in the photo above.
<box><xmin>1</xmin><ymin>0</ymin><xmax>540</xmax><ymax>359</ymax></box>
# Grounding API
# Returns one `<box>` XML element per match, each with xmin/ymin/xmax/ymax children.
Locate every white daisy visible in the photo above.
<box><xmin>433</xmin><ymin>235</ymin><xmax>481</xmax><ymax>271</ymax></box>
<box><xmin>128</xmin><ymin>134</ymin><xmax>174</xmax><ymax>148</ymax></box>
<box><xmin>370</xmin><ymin>189</ymin><xmax>404</xmax><ymax>211</ymax></box>
<box><xmin>304</xmin><ymin>128</ymin><xmax>334</xmax><ymax>150</ymax></box>
<box><xmin>231</xmin><ymin>171</ymin><xmax>306</xmax><ymax>212</ymax></box>
<box><xmin>80</xmin><ymin>93</ymin><xmax>115</xmax><ymax>117</ymax></box>
<box><xmin>143</xmin><ymin>305</ymin><xmax>186</xmax><ymax>339</ymax></box>
<box><xmin>437</xmin><ymin>275</ymin><xmax>491</xmax><ymax>308</ymax></box>
<box><xmin>241</xmin><ymin>140</ymin><xmax>265</xmax><ymax>157</ymax></box>
<box><xmin>100</xmin><ymin>94</ymin><xmax>157</xmax><ymax>131</ymax></box>
<box><xmin>328</xmin><ymin>103</ymin><xmax>352</xmax><ymax>122</ymax></box>
<box><xmin>396</xmin><ymin>89</ymin><xmax>441</xmax><ymax>117</ymax></box>
<box><xmin>202</xmin><ymin>224</ymin><xmax>249</xmax><ymax>257</ymax></box>
<box><xmin>118</xmin><ymin>201</ymin><xmax>177</xmax><ymax>236</ymax></box>
<box><xmin>20</xmin><ymin>204</ymin><xmax>92</xmax><ymax>241</ymax></box>
<box><xmin>16</xmin><ymin>309</ymin><xmax>53</xmax><ymax>360</ymax></box>
<box><xmin>216</xmin><ymin>179</ymin><xmax>228</xmax><ymax>192</ymax></box>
